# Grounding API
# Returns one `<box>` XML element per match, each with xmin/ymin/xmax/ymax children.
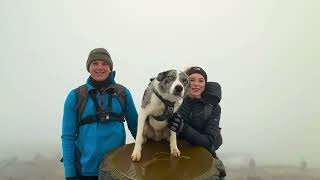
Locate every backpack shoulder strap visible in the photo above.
<box><xmin>74</xmin><ymin>84</ymin><xmax>89</xmax><ymax>130</ymax></box>
<box><xmin>114</xmin><ymin>84</ymin><xmax>126</xmax><ymax>116</ymax></box>
<box><xmin>60</xmin><ymin>84</ymin><xmax>87</xmax><ymax>163</ymax></box>
<box><xmin>74</xmin><ymin>84</ymin><xmax>126</xmax><ymax>124</ymax></box>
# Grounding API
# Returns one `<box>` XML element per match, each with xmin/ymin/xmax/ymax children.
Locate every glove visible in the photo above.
<box><xmin>66</xmin><ymin>177</ymin><xmax>79</xmax><ymax>180</ymax></box>
<box><xmin>168</xmin><ymin>113</ymin><xmax>184</xmax><ymax>133</ymax></box>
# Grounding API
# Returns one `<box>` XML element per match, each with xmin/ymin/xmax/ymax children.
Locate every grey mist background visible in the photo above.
<box><xmin>0</xmin><ymin>0</ymin><xmax>319</xmax><ymax>167</ymax></box>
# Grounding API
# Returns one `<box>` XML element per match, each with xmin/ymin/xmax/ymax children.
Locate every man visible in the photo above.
<box><xmin>61</xmin><ymin>48</ymin><xmax>137</xmax><ymax>180</ymax></box>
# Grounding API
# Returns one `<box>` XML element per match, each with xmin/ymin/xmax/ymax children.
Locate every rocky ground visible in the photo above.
<box><xmin>227</xmin><ymin>166</ymin><xmax>320</xmax><ymax>180</ymax></box>
<box><xmin>0</xmin><ymin>154</ymin><xmax>319</xmax><ymax>180</ymax></box>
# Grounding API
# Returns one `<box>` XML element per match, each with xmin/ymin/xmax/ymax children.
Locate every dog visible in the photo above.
<box><xmin>131</xmin><ymin>70</ymin><xmax>190</xmax><ymax>161</ymax></box>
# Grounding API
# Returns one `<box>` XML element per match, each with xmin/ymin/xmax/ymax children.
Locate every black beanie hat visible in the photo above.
<box><xmin>185</xmin><ymin>66</ymin><xmax>207</xmax><ymax>82</ymax></box>
<box><xmin>86</xmin><ymin>48</ymin><xmax>113</xmax><ymax>72</ymax></box>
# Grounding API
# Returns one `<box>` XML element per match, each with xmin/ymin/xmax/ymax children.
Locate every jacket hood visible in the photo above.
<box><xmin>202</xmin><ymin>82</ymin><xmax>221</xmax><ymax>105</ymax></box>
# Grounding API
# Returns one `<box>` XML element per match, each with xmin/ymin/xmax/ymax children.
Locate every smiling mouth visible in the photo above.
<box><xmin>95</xmin><ymin>72</ymin><xmax>105</xmax><ymax>75</ymax></box>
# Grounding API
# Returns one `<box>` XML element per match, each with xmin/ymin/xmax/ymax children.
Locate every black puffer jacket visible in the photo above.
<box><xmin>178</xmin><ymin>82</ymin><xmax>222</xmax><ymax>157</ymax></box>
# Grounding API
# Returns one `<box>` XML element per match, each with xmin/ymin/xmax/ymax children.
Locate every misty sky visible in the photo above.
<box><xmin>0</xmin><ymin>0</ymin><xmax>319</xmax><ymax>167</ymax></box>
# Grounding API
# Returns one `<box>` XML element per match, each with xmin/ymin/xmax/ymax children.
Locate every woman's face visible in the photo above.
<box><xmin>188</xmin><ymin>73</ymin><xmax>206</xmax><ymax>98</ymax></box>
<box><xmin>89</xmin><ymin>60</ymin><xmax>111</xmax><ymax>81</ymax></box>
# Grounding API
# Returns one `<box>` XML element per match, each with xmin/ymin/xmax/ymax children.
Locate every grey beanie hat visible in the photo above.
<box><xmin>86</xmin><ymin>48</ymin><xmax>113</xmax><ymax>72</ymax></box>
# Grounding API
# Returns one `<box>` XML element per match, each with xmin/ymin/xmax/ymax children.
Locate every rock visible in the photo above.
<box><xmin>100</xmin><ymin>141</ymin><xmax>220</xmax><ymax>180</ymax></box>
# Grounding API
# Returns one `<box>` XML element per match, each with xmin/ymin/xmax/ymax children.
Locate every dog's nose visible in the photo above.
<box><xmin>175</xmin><ymin>85</ymin><xmax>183</xmax><ymax>93</ymax></box>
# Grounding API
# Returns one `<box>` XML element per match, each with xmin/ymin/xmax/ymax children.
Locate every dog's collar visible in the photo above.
<box><xmin>152</xmin><ymin>89</ymin><xmax>176</xmax><ymax>121</ymax></box>
<box><xmin>153</xmin><ymin>89</ymin><xmax>176</xmax><ymax>107</ymax></box>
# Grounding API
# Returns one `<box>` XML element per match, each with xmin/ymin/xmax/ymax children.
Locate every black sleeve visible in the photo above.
<box><xmin>180</xmin><ymin>105</ymin><xmax>221</xmax><ymax>152</ymax></box>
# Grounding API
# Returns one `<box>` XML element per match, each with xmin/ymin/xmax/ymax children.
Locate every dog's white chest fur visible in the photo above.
<box><xmin>148</xmin><ymin>117</ymin><xmax>168</xmax><ymax>131</ymax></box>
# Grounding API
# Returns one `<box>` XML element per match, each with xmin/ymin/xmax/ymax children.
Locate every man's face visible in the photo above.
<box><xmin>89</xmin><ymin>60</ymin><xmax>111</xmax><ymax>81</ymax></box>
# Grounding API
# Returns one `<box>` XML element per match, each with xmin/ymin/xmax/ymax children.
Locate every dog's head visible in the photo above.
<box><xmin>155</xmin><ymin>70</ymin><xmax>190</xmax><ymax>99</ymax></box>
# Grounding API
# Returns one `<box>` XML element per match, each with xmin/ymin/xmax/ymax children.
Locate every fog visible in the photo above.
<box><xmin>0</xmin><ymin>0</ymin><xmax>319</xmax><ymax>170</ymax></box>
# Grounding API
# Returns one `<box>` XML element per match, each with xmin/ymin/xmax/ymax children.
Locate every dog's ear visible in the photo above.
<box><xmin>156</xmin><ymin>70</ymin><xmax>170</xmax><ymax>81</ymax></box>
<box><xmin>150</xmin><ymin>77</ymin><xmax>155</xmax><ymax>82</ymax></box>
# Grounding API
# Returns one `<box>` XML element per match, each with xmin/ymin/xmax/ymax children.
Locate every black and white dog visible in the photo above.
<box><xmin>131</xmin><ymin>70</ymin><xmax>190</xmax><ymax>161</ymax></box>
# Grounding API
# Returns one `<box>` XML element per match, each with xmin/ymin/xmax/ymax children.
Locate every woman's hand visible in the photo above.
<box><xmin>168</xmin><ymin>113</ymin><xmax>184</xmax><ymax>133</ymax></box>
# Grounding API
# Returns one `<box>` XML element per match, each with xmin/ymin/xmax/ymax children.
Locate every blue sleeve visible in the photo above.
<box><xmin>124</xmin><ymin>88</ymin><xmax>138</xmax><ymax>139</ymax></box>
<box><xmin>61</xmin><ymin>90</ymin><xmax>78</xmax><ymax>178</ymax></box>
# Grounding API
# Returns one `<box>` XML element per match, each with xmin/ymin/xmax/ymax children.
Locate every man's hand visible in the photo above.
<box><xmin>168</xmin><ymin>113</ymin><xmax>184</xmax><ymax>133</ymax></box>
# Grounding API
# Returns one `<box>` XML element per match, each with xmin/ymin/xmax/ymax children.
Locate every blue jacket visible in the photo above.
<box><xmin>61</xmin><ymin>77</ymin><xmax>137</xmax><ymax>178</ymax></box>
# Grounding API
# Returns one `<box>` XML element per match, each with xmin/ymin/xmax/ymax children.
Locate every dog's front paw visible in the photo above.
<box><xmin>131</xmin><ymin>150</ymin><xmax>142</xmax><ymax>161</ymax></box>
<box><xmin>170</xmin><ymin>147</ymin><xmax>181</xmax><ymax>157</ymax></box>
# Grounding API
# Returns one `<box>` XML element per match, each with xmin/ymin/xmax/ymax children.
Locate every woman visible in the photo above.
<box><xmin>61</xmin><ymin>48</ymin><xmax>137</xmax><ymax>180</ymax></box>
<box><xmin>168</xmin><ymin>66</ymin><xmax>226</xmax><ymax>179</ymax></box>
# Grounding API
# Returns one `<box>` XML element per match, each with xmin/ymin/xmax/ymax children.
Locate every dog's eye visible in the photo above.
<box><xmin>182</xmin><ymin>78</ymin><xmax>189</xmax><ymax>85</ymax></box>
